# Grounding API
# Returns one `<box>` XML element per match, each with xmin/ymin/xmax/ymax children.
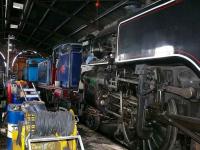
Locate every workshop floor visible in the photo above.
<box><xmin>78</xmin><ymin>124</ymin><xmax>127</xmax><ymax>150</ymax></box>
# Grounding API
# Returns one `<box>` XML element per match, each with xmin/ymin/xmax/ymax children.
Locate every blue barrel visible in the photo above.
<box><xmin>7</xmin><ymin>138</ymin><xmax>12</xmax><ymax>150</ymax></box>
<box><xmin>7</xmin><ymin>104</ymin><xmax>24</xmax><ymax>150</ymax></box>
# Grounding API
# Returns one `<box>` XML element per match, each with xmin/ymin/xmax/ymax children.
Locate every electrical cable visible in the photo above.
<box><xmin>34</xmin><ymin>111</ymin><xmax>75</xmax><ymax>137</ymax></box>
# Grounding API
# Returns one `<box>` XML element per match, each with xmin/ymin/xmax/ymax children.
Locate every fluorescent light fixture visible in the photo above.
<box><xmin>13</xmin><ymin>2</ymin><xmax>24</xmax><ymax>9</ymax></box>
<box><xmin>10</xmin><ymin>24</ymin><xmax>18</xmax><ymax>29</ymax></box>
<box><xmin>155</xmin><ymin>45</ymin><xmax>174</xmax><ymax>57</ymax></box>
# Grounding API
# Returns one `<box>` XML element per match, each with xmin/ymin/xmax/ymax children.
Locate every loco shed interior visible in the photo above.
<box><xmin>0</xmin><ymin>0</ymin><xmax>200</xmax><ymax>150</ymax></box>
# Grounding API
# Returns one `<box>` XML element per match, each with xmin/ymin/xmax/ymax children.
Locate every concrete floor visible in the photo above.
<box><xmin>0</xmin><ymin>124</ymin><xmax>127</xmax><ymax>150</ymax></box>
<box><xmin>78</xmin><ymin>124</ymin><xmax>127</xmax><ymax>150</ymax></box>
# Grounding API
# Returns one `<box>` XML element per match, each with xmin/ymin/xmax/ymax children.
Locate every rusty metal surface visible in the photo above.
<box><xmin>78</xmin><ymin>124</ymin><xmax>127</xmax><ymax>150</ymax></box>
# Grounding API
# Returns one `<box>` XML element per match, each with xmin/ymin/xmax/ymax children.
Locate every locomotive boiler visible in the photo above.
<box><xmin>81</xmin><ymin>0</ymin><xmax>200</xmax><ymax>149</ymax></box>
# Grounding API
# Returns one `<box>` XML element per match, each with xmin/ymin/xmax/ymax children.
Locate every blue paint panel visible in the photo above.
<box><xmin>57</xmin><ymin>43</ymin><xmax>82</xmax><ymax>88</ymax></box>
<box><xmin>27</xmin><ymin>67</ymin><xmax>38</xmax><ymax>82</ymax></box>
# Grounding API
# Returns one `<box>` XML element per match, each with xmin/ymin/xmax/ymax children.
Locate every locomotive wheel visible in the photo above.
<box><xmin>114</xmin><ymin>94</ymin><xmax>136</xmax><ymax>148</ymax></box>
<box><xmin>85</xmin><ymin>114</ymin><xmax>100</xmax><ymax>131</ymax></box>
<box><xmin>85</xmin><ymin>107</ymin><xmax>101</xmax><ymax>131</ymax></box>
<box><xmin>135</xmin><ymin>99</ymin><xmax>178</xmax><ymax>150</ymax></box>
<box><xmin>114</xmin><ymin>121</ymin><xmax>135</xmax><ymax>148</ymax></box>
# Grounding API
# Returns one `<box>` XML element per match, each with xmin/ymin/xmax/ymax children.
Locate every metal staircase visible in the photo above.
<box><xmin>19</xmin><ymin>82</ymin><xmax>41</xmax><ymax>101</ymax></box>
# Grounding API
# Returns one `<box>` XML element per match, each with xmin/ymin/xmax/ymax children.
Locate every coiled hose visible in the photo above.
<box><xmin>34</xmin><ymin>111</ymin><xmax>75</xmax><ymax>137</ymax></box>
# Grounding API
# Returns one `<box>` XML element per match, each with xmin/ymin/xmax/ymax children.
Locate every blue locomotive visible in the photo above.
<box><xmin>37</xmin><ymin>43</ymin><xmax>82</xmax><ymax>111</ymax></box>
<box><xmin>56</xmin><ymin>43</ymin><xmax>82</xmax><ymax>89</ymax></box>
<box><xmin>23</xmin><ymin>58</ymin><xmax>45</xmax><ymax>82</ymax></box>
<box><xmin>38</xmin><ymin>43</ymin><xmax>82</xmax><ymax>88</ymax></box>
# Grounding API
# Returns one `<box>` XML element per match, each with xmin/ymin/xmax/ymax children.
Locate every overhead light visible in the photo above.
<box><xmin>13</xmin><ymin>2</ymin><xmax>24</xmax><ymax>10</ymax></box>
<box><xmin>10</xmin><ymin>24</ymin><xmax>18</xmax><ymax>29</ymax></box>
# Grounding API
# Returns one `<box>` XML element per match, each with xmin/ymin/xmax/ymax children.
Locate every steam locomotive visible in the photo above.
<box><xmin>81</xmin><ymin>0</ymin><xmax>200</xmax><ymax>149</ymax></box>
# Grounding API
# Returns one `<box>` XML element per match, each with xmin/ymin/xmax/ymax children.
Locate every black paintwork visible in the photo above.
<box><xmin>118</xmin><ymin>0</ymin><xmax>200</xmax><ymax>68</ymax></box>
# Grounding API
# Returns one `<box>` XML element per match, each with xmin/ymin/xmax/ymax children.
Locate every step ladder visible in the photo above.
<box><xmin>19</xmin><ymin>82</ymin><xmax>41</xmax><ymax>101</ymax></box>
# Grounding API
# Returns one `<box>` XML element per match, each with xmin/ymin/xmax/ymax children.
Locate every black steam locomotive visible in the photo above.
<box><xmin>81</xmin><ymin>0</ymin><xmax>200</xmax><ymax>149</ymax></box>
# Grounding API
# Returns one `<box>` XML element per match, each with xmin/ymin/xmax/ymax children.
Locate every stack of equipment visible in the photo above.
<box><xmin>8</xmin><ymin>100</ymin><xmax>84</xmax><ymax>150</ymax></box>
<box><xmin>7</xmin><ymin>104</ymin><xmax>24</xmax><ymax>150</ymax></box>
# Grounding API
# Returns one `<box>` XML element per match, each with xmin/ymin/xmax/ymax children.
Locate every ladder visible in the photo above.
<box><xmin>19</xmin><ymin>82</ymin><xmax>41</xmax><ymax>101</ymax></box>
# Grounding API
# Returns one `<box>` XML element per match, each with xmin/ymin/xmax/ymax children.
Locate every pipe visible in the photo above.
<box><xmin>164</xmin><ymin>115</ymin><xmax>200</xmax><ymax>144</ymax></box>
<box><xmin>0</xmin><ymin>52</ymin><xmax>5</xmax><ymax>60</ymax></box>
<box><xmin>0</xmin><ymin>51</ymin><xmax>6</xmax><ymax>67</ymax></box>
<box><xmin>6</xmin><ymin>35</ymin><xmax>10</xmax><ymax>79</ymax></box>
